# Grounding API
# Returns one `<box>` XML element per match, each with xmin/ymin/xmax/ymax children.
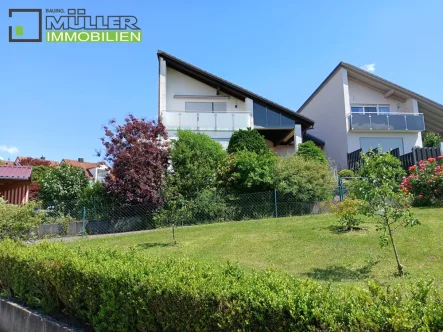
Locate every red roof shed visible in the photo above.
<box><xmin>0</xmin><ymin>166</ymin><xmax>32</xmax><ymax>205</ymax></box>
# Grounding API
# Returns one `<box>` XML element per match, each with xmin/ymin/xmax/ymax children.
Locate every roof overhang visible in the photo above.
<box><xmin>157</xmin><ymin>50</ymin><xmax>314</xmax><ymax>130</ymax></box>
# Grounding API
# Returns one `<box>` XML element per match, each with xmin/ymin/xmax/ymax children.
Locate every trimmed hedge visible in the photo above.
<box><xmin>0</xmin><ymin>241</ymin><xmax>443</xmax><ymax>331</ymax></box>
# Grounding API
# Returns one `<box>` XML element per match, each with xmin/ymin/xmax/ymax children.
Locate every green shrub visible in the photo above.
<box><xmin>0</xmin><ymin>199</ymin><xmax>42</xmax><ymax>239</ymax></box>
<box><xmin>338</xmin><ymin>169</ymin><xmax>354</xmax><ymax>178</ymax></box>
<box><xmin>168</xmin><ymin>130</ymin><xmax>227</xmax><ymax>200</ymax></box>
<box><xmin>154</xmin><ymin>188</ymin><xmax>233</xmax><ymax>227</ymax></box>
<box><xmin>39</xmin><ymin>164</ymin><xmax>89</xmax><ymax>212</ymax></box>
<box><xmin>352</xmin><ymin>150</ymin><xmax>405</xmax><ymax>197</ymax></box>
<box><xmin>227</xmin><ymin>128</ymin><xmax>270</xmax><ymax>155</ymax></box>
<box><xmin>224</xmin><ymin>150</ymin><xmax>276</xmax><ymax>193</ymax></box>
<box><xmin>423</xmin><ymin>131</ymin><xmax>441</xmax><ymax>148</ymax></box>
<box><xmin>330</xmin><ymin>197</ymin><xmax>363</xmax><ymax>230</ymax></box>
<box><xmin>31</xmin><ymin>165</ymin><xmax>53</xmax><ymax>183</ymax></box>
<box><xmin>274</xmin><ymin>154</ymin><xmax>335</xmax><ymax>203</ymax></box>
<box><xmin>296</xmin><ymin>141</ymin><xmax>327</xmax><ymax>164</ymax></box>
<box><xmin>0</xmin><ymin>240</ymin><xmax>443</xmax><ymax>331</ymax></box>
<box><xmin>159</xmin><ymin>131</ymin><xmax>229</xmax><ymax>226</ymax></box>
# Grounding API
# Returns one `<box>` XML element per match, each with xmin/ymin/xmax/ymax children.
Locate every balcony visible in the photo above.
<box><xmin>348</xmin><ymin>112</ymin><xmax>425</xmax><ymax>132</ymax></box>
<box><xmin>162</xmin><ymin>110</ymin><xmax>250</xmax><ymax>131</ymax></box>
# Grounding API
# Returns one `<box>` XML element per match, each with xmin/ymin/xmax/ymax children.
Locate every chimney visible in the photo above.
<box><xmin>78</xmin><ymin>158</ymin><xmax>84</xmax><ymax>163</ymax></box>
<box><xmin>40</xmin><ymin>156</ymin><xmax>46</xmax><ymax>160</ymax></box>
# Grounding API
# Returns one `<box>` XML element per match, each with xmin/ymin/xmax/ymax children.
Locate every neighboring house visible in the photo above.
<box><xmin>60</xmin><ymin>158</ymin><xmax>110</xmax><ymax>183</ymax></box>
<box><xmin>15</xmin><ymin>156</ymin><xmax>59</xmax><ymax>167</ymax></box>
<box><xmin>0</xmin><ymin>166</ymin><xmax>32</xmax><ymax>205</ymax></box>
<box><xmin>297</xmin><ymin>62</ymin><xmax>443</xmax><ymax>169</ymax></box>
<box><xmin>0</xmin><ymin>160</ymin><xmax>15</xmax><ymax>166</ymax></box>
<box><xmin>157</xmin><ymin>51</ymin><xmax>317</xmax><ymax>155</ymax></box>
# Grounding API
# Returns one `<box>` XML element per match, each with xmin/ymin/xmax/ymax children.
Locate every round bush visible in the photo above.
<box><xmin>227</xmin><ymin>128</ymin><xmax>270</xmax><ymax>155</ymax></box>
<box><xmin>296</xmin><ymin>141</ymin><xmax>327</xmax><ymax>164</ymax></box>
<box><xmin>423</xmin><ymin>132</ymin><xmax>441</xmax><ymax>148</ymax></box>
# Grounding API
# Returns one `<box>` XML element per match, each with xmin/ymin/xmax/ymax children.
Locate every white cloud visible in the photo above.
<box><xmin>0</xmin><ymin>156</ymin><xmax>3</xmax><ymax>160</ymax></box>
<box><xmin>0</xmin><ymin>146</ymin><xmax>19</xmax><ymax>154</ymax></box>
<box><xmin>360</xmin><ymin>63</ymin><xmax>376</xmax><ymax>73</ymax></box>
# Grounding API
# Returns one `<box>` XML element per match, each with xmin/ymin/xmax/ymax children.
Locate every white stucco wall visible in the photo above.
<box><xmin>349</xmin><ymin>79</ymin><xmax>418</xmax><ymax>113</ymax></box>
<box><xmin>264</xmin><ymin>139</ymin><xmax>295</xmax><ymax>156</ymax></box>
<box><xmin>158</xmin><ymin>57</ymin><xmax>167</xmax><ymax>120</ymax></box>
<box><xmin>347</xmin><ymin>132</ymin><xmax>422</xmax><ymax>155</ymax></box>
<box><xmin>166</xmin><ymin>68</ymin><xmax>246</xmax><ymax>112</ymax></box>
<box><xmin>348</xmin><ymin>80</ymin><xmax>407</xmax><ymax>113</ymax></box>
<box><xmin>87</xmin><ymin>165</ymin><xmax>109</xmax><ymax>183</ymax></box>
<box><xmin>273</xmin><ymin>145</ymin><xmax>296</xmax><ymax>156</ymax></box>
<box><xmin>299</xmin><ymin>68</ymin><xmax>350</xmax><ymax>168</ymax></box>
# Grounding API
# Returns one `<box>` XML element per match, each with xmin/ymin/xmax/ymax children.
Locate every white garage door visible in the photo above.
<box><xmin>359</xmin><ymin>137</ymin><xmax>404</xmax><ymax>155</ymax></box>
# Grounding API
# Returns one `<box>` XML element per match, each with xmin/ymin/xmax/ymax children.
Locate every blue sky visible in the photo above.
<box><xmin>1</xmin><ymin>0</ymin><xmax>442</xmax><ymax>162</ymax></box>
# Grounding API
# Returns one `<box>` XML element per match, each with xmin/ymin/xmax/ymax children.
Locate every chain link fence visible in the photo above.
<box><xmin>33</xmin><ymin>190</ymin><xmax>333</xmax><ymax>239</ymax></box>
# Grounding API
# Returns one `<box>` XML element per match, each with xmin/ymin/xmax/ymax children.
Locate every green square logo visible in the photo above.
<box><xmin>15</xmin><ymin>26</ymin><xmax>23</xmax><ymax>36</ymax></box>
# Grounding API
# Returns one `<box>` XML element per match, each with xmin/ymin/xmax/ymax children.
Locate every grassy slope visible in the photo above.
<box><xmin>66</xmin><ymin>207</ymin><xmax>443</xmax><ymax>288</ymax></box>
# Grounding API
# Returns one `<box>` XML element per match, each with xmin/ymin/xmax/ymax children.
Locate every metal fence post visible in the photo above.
<box><xmin>274</xmin><ymin>189</ymin><xmax>278</xmax><ymax>218</ymax></box>
<box><xmin>338</xmin><ymin>176</ymin><xmax>343</xmax><ymax>202</ymax></box>
<box><xmin>82</xmin><ymin>207</ymin><xmax>86</xmax><ymax>237</ymax></box>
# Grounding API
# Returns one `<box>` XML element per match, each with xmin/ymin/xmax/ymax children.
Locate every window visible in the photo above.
<box><xmin>266</xmin><ymin>108</ymin><xmax>280</xmax><ymax>126</ymax></box>
<box><xmin>351</xmin><ymin>104</ymin><xmax>391</xmax><ymax>114</ymax></box>
<box><xmin>185</xmin><ymin>102</ymin><xmax>227</xmax><ymax>112</ymax></box>
<box><xmin>253</xmin><ymin>103</ymin><xmax>267</xmax><ymax>126</ymax></box>
<box><xmin>378</xmin><ymin>105</ymin><xmax>390</xmax><ymax>113</ymax></box>
<box><xmin>252</xmin><ymin>102</ymin><xmax>295</xmax><ymax>128</ymax></box>
<box><xmin>364</xmin><ymin>106</ymin><xmax>377</xmax><ymax>113</ymax></box>
<box><xmin>96</xmin><ymin>169</ymin><xmax>108</xmax><ymax>183</ymax></box>
<box><xmin>213</xmin><ymin>102</ymin><xmax>227</xmax><ymax>112</ymax></box>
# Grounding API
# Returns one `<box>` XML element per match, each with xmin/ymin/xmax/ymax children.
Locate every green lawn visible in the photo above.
<box><xmin>66</xmin><ymin>207</ymin><xmax>443</xmax><ymax>289</ymax></box>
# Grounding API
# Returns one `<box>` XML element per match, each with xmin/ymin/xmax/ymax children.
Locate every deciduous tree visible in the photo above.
<box><xmin>101</xmin><ymin>114</ymin><xmax>169</xmax><ymax>204</ymax></box>
<box><xmin>18</xmin><ymin>157</ymin><xmax>52</xmax><ymax>167</ymax></box>
<box><xmin>39</xmin><ymin>164</ymin><xmax>89</xmax><ymax>208</ymax></box>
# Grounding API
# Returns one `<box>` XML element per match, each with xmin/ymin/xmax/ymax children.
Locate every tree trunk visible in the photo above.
<box><xmin>387</xmin><ymin>222</ymin><xmax>403</xmax><ymax>275</ymax></box>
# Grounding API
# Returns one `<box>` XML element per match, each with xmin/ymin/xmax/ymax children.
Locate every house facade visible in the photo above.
<box><xmin>157</xmin><ymin>51</ymin><xmax>316</xmax><ymax>155</ymax></box>
<box><xmin>297</xmin><ymin>62</ymin><xmax>443</xmax><ymax>169</ymax></box>
<box><xmin>60</xmin><ymin>158</ymin><xmax>110</xmax><ymax>183</ymax></box>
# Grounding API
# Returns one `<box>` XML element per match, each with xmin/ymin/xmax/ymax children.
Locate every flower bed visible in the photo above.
<box><xmin>400</xmin><ymin>156</ymin><xmax>443</xmax><ymax>206</ymax></box>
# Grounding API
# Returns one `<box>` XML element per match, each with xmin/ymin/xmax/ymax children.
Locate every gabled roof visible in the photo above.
<box><xmin>157</xmin><ymin>50</ymin><xmax>314</xmax><ymax>128</ymax></box>
<box><xmin>60</xmin><ymin>159</ymin><xmax>109</xmax><ymax>180</ymax></box>
<box><xmin>297</xmin><ymin>62</ymin><xmax>443</xmax><ymax>135</ymax></box>
<box><xmin>0</xmin><ymin>166</ymin><xmax>32</xmax><ymax>181</ymax></box>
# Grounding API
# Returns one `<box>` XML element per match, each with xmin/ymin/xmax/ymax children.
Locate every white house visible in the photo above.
<box><xmin>157</xmin><ymin>51</ymin><xmax>318</xmax><ymax>155</ymax></box>
<box><xmin>60</xmin><ymin>158</ymin><xmax>110</xmax><ymax>183</ymax></box>
<box><xmin>298</xmin><ymin>62</ymin><xmax>443</xmax><ymax>169</ymax></box>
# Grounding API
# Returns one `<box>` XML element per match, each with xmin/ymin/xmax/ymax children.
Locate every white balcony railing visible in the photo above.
<box><xmin>348</xmin><ymin>112</ymin><xmax>425</xmax><ymax>131</ymax></box>
<box><xmin>162</xmin><ymin>110</ymin><xmax>250</xmax><ymax>131</ymax></box>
